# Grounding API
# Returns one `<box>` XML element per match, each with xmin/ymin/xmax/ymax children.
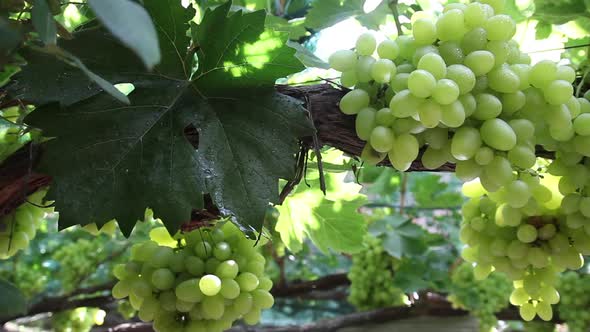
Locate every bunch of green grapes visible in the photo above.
<box><xmin>347</xmin><ymin>234</ymin><xmax>407</xmax><ymax>310</ymax></box>
<box><xmin>448</xmin><ymin>262</ymin><xmax>511</xmax><ymax>332</ymax></box>
<box><xmin>556</xmin><ymin>272</ymin><xmax>590</xmax><ymax>332</ymax></box>
<box><xmin>51</xmin><ymin>307</ymin><xmax>105</xmax><ymax>332</ymax></box>
<box><xmin>460</xmin><ymin>177</ymin><xmax>588</xmax><ymax>321</ymax></box>
<box><xmin>330</xmin><ymin>0</ymin><xmax>590</xmax><ymax>321</ymax></box>
<box><xmin>112</xmin><ymin>222</ymin><xmax>274</xmax><ymax>332</ymax></box>
<box><xmin>52</xmin><ymin>237</ymin><xmax>109</xmax><ymax>293</ymax></box>
<box><xmin>0</xmin><ymin>190</ymin><xmax>49</xmax><ymax>259</ymax></box>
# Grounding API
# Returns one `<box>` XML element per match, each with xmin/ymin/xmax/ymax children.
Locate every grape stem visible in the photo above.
<box><xmin>388</xmin><ymin>0</ymin><xmax>404</xmax><ymax>37</ymax></box>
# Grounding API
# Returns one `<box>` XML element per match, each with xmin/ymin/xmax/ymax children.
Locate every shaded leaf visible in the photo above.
<box><xmin>305</xmin><ymin>0</ymin><xmax>364</xmax><ymax>30</ymax></box>
<box><xmin>88</xmin><ymin>0</ymin><xmax>161</xmax><ymax>69</ymax></box>
<box><xmin>0</xmin><ymin>18</ymin><xmax>21</xmax><ymax>53</ymax></box>
<box><xmin>535</xmin><ymin>21</ymin><xmax>552</xmax><ymax>40</ymax></box>
<box><xmin>0</xmin><ymin>278</ymin><xmax>26</xmax><ymax>319</ymax></box>
<box><xmin>286</xmin><ymin>40</ymin><xmax>329</xmax><ymax>69</ymax></box>
<box><xmin>533</xmin><ymin>0</ymin><xmax>589</xmax><ymax>24</ymax></box>
<box><xmin>23</xmin><ymin>1</ymin><xmax>311</xmax><ymax>236</ymax></box>
<box><xmin>32</xmin><ymin>0</ymin><xmax>57</xmax><ymax>45</ymax></box>
<box><xmin>382</xmin><ymin>232</ymin><xmax>402</xmax><ymax>258</ymax></box>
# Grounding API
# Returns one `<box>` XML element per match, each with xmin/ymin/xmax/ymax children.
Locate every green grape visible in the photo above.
<box><xmin>377</xmin><ymin>39</ymin><xmax>399</xmax><ymax>60</ymax></box>
<box><xmin>451</xmin><ymin>127</ymin><xmax>482</xmax><ymax>160</ymax></box>
<box><xmin>530</xmin><ymin>60</ymin><xmax>557</xmax><ymax>89</ymax></box>
<box><xmin>199</xmin><ymin>274</ymin><xmax>222</xmax><ymax>296</ymax></box>
<box><xmin>375</xmin><ymin>108</ymin><xmax>394</xmax><ymax>126</ymax></box>
<box><xmin>438</xmin><ymin>41</ymin><xmax>465</xmax><ymax>65</ymax></box>
<box><xmin>329</xmin><ymin>50</ymin><xmax>357</xmax><ymax>72</ymax></box>
<box><xmin>446</xmin><ymin>64</ymin><xmax>476</xmax><ymax>95</ymax></box>
<box><xmin>459</xmin><ymin>93</ymin><xmax>477</xmax><ymax>116</ymax></box>
<box><xmin>391</xmin><ymin>133</ymin><xmax>419</xmax><ymax>162</ymax></box>
<box><xmin>220</xmin><ymin>278</ymin><xmax>240</xmax><ymax>299</ymax></box>
<box><xmin>480</xmin><ymin>118</ymin><xmax>517</xmax><ymax>151</ymax></box>
<box><xmin>508</xmin><ymin>145</ymin><xmax>536</xmax><ymax>169</ymax></box>
<box><xmin>360</xmin><ymin>144</ymin><xmax>386</xmax><ymax>165</ymax></box>
<box><xmin>520</xmin><ymin>302</ymin><xmax>536</xmax><ymax>321</ymax></box>
<box><xmin>390</xmin><ymin>89</ymin><xmax>424</xmax><ymax>118</ymax></box>
<box><xmin>543</xmin><ymin>80</ymin><xmax>574</xmax><ymax>105</ymax></box>
<box><xmin>408</xmin><ymin>69</ymin><xmax>437</xmax><ymax>98</ymax></box>
<box><xmin>484</xmin><ymin>15</ymin><xmax>516</xmax><ymax>41</ymax></box>
<box><xmin>432</xmin><ymin>79</ymin><xmax>460</xmax><ymax>105</ymax></box>
<box><xmin>556</xmin><ymin>65</ymin><xmax>576</xmax><ymax>83</ymax></box>
<box><xmin>464</xmin><ymin>50</ymin><xmax>495</xmax><ymax>76</ymax></box>
<box><xmin>486</xmin><ymin>40</ymin><xmax>509</xmax><ymax>66</ymax></box>
<box><xmin>461</xmin><ymin>27</ymin><xmax>488</xmax><ymax>54</ymax></box>
<box><xmin>340</xmin><ymin>70</ymin><xmax>358</xmax><ymax>87</ymax></box>
<box><xmin>505</xmin><ymin>180</ymin><xmax>531</xmax><ymax>208</ymax></box>
<box><xmin>356</xmin><ymin>32</ymin><xmax>376</xmax><ymax>56</ymax></box>
<box><xmin>201</xmin><ymin>295</ymin><xmax>225</xmax><ymax>320</ymax></box>
<box><xmin>475</xmin><ymin>146</ymin><xmax>494</xmax><ymax>165</ymax></box>
<box><xmin>113</xmin><ymin>280</ymin><xmax>131</xmax><ymax>299</ymax></box>
<box><xmin>440</xmin><ymin>100</ymin><xmax>466</xmax><ymax>127</ymax></box>
<box><xmin>340</xmin><ymin>89</ymin><xmax>370</xmax><ymax>115</ymax></box>
<box><xmin>473</xmin><ymin>93</ymin><xmax>502</xmax><ymax>120</ymax></box>
<box><xmin>418</xmin><ymin>99</ymin><xmax>442</xmax><ymax>128</ymax></box>
<box><xmin>213</xmin><ymin>242</ymin><xmax>231</xmax><ymax>260</ymax></box>
<box><xmin>464</xmin><ymin>3</ymin><xmax>488</xmax><ymax>28</ymax></box>
<box><xmin>421</xmin><ymin>146</ymin><xmax>449</xmax><ymax>169</ymax></box>
<box><xmin>436</xmin><ymin>9</ymin><xmax>465</xmax><ymax>41</ymax></box>
<box><xmin>487</xmin><ymin>66</ymin><xmax>520</xmax><ymax>93</ymax></box>
<box><xmin>233</xmin><ymin>292</ymin><xmax>254</xmax><ymax>315</ymax></box>
<box><xmin>536</xmin><ymin>301</ymin><xmax>553</xmax><ymax>321</ymax></box>
<box><xmin>371</xmin><ymin>59</ymin><xmax>396</xmax><ymax>83</ymax></box>
<box><xmin>236</xmin><ymin>272</ymin><xmax>259</xmax><ymax>292</ymax></box>
<box><xmin>252</xmin><ymin>289</ymin><xmax>274</xmax><ymax>309</ymax></box>
<box><xmin>417</xmin><ymin>53</ymin><xmax>446</xmax><ymax>80</ymax></box>
<box><xmin>185</xmin><ymin>255</ymin><xmax>205</xmax><ymax>276</ymax></box>
<box><xmin>390</xmin><ymin>73</ymin><xmax>409</xmax><ymax>92</ymax></box>
<box><xmin>413</xmin><ymin>18</ymin><xmax>437</xmax><ymax>45</ymax></box>
<box><xmin>517</xmin><ymin>224</ymin><xmax>538</xmax><ymax>243</ymax></box>
<box><xmin>152</xmin><ymin>269</ymin><xmax>175</xmax><ymax>291</ymax></box>
<box><xmin>369</xmin><ymin>126</ymin><xmax>395</xmax><ymax>153</ymax></box>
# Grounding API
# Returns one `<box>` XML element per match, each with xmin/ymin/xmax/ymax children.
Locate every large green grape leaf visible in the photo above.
<box><xmin>533</xmin><ymin>0</ymin><xmax>589</xmax><ymax>24</ymax></box>
<box><xmin>305</xmin><ymin>0</ymin><xmax>364</xmax><ymax>30</ymax></box>
<box><xmin>0</xmin><ymin>278</ymin><xmax>26</xmax><ymax>319</ymax></box>
<box><xmin>24</xmin><ymin>1</ymin><xmax>312</xmax><ymax>236</ymax></box>
<box><xmin>276</xmin><ymin>150</ymin><xmax>367</xmax><ymax>254</ymax></box>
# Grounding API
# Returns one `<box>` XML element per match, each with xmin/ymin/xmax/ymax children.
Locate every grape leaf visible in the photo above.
<box><xmin>0</xmin><ymin>278</ymin><xmax>26</xmax><ymax>319</ymax></box>
<box><xmin>305</xmin><ymin>0</ymin><xmax>364</xmax><ymax>30</ymax></box>
<box><xmin>535</xmin><ymin>21</ymin><xmax>552</xmax><ymax>40</ymax></box>
<box><xmin>276</xmin><ymin>150</ymin><xmax>367</xmax><ymax>254</ymax></box>
<box><xmin>31</xmin><ymin>0</ymin><xmax>56</xmax><ymax>45</ymax></box>
<box><xmin>88</xmin><ymin>0</ymin><xmax>160</xmax><ymax>69</ymax></box>
<box><xmin>533</xmin><ymin>0</ymin><xmax>589</xmax><ymax>24</ymax></box>
<box><xmin>23</xmin><ymin>1</ymin><xmax>312</xmax><ymax>235</ymax></box>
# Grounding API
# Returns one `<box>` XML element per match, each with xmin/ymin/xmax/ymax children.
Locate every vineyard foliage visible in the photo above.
<box><xmin>2</xmin><ymin>0</ymin><xmax>590</xmax><ymax>331</ymax></box>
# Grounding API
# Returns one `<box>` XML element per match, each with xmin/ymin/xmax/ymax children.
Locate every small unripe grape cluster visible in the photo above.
<box><xmin>461</xmin><ymin>176</ymin><xmax>588</xmax><ymax>322</ymax></box>
<box><xmin>448</xmin><ymin>262</ymin><xmax>511</xmax><ymax>332</ymax></box>
<box><xmin>347</xmin><ymin>235</ymin><xmax>407</xmax><ymax>310</ymax></box>
<box><xmin>51</xmin><ymin>307</ymin><xmax>105</xmax><ymax>332</ymax></box>
<box><xmin>556</xmin><ymin>272</ymin><xmax>590</xmax><ymax>332</ymax></box>
<box><xmin>111</xmin><ymin>222</ymin><xmax>274</xmax><ymax>332</ymax></box>
<box><xmin>0</xmin><ymin>190</ymin><xmax>48</xmax><ymax>259</ymax></box>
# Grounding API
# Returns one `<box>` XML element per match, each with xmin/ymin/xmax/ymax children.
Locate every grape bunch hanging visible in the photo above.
<box><xmin>330</xmin><ymin>0</ymin><xmax>590</xmax><ymax>321</ymax></box>
<box><xmin>112</xmin><ymin>222</ymin><xmax>274</xmax><ymax>332</ymax></box>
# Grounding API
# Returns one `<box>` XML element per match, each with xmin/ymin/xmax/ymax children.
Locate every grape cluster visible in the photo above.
<box><xmin>447</xmin><ymin>262</ymin><xmax>511</xmax><ymax>332</ymax></box>
<box><xmin>111</xmin><ymin>222</ymin><xmax>274</xmax><ymax>332</ymax></box>
<box><xmin>556</xmin><ymin>272</ymin><xmax>590</xmax><ymax>332</ymax></box>
<box><xmin>460</xmin><ymin>177</ymin><xmax>587</xmax><ymax>321</ymax></box>
<box><xmin>330</xmin><ymin>0</ymin><xmax>590</xmax><ymax>321</ymax></box>
<box><xmin>347</xmin><ymin>235</ymin><xmax>407</xmax><ymax>310</ymax></box>
<box><xmin>51</xmin><ymin>307</ymin><xmax>105</xmax><ymax>332</ymax></box>
<box><xmin>53</xmin><ymin>237</ymin><xmax>109</xmax><ymax>293</ymax></box>
<box><xmin>0</xmin><ymin>190</ymin><xmax>48</xmax><ymax>259</ymax></box>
